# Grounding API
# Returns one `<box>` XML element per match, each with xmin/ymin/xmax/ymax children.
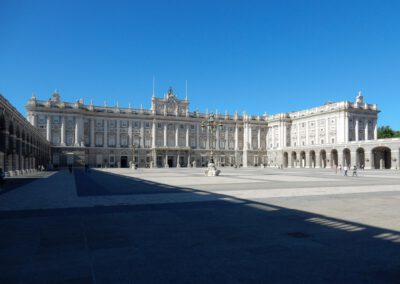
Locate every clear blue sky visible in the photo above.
<box><xmin>1</xmin><ymin>0</ymin><xmax>399</xmax><ymax>128</ymax></box>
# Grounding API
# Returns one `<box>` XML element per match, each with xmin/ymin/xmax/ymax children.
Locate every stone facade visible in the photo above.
<box><xmin>25</xmin><ymin>89</ymin><xmax>400</xmax><ymax>170</ymax></box>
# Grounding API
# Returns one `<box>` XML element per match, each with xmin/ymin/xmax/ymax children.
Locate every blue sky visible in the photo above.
<box><xmin>1</xmin><ymin>0</ymin><xmax>399</xmax><ymax>128</ymax></box>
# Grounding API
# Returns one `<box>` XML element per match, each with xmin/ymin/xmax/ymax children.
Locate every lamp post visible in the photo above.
<box><xmin>201</xmin><ymin>113</ymin><xmax>223</xmax><ymax>176</ymax></box>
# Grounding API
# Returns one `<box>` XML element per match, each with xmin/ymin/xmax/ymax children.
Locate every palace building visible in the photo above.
<box><xmin>24</xmin><ymin>88</ymin><xmax>400</xmax><ymax>170</ymax></box>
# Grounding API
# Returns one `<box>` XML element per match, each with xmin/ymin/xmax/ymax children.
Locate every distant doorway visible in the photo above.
<box><xmin>120</xmin><ymin>156</ymin><xmax>128</xmax><ymax>168</ymax></box>
<box><xmin>168</xmin><ymin>156</ymin><xmax>174</xmax><ymax>167</ymax></box>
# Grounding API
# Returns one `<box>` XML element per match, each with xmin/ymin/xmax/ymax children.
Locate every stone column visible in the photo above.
<box><xmin>257</xmin><ymin>127</ymin><xmax>261</xmax><ymax>149</ymax></box>
<box><xmin>225</xmin><ymin>126</ymin><xmax>229</xmax><ymax>150</ymax></box>
<box><xmin>325</xmin><ymin>118</ymin><xmax>329</xmax><ymax>144</ymax></box>
<box><xmin>243</xmin><ymin>122</ymin><xmax>248</xmax><ymax>167</ymax></box>
<box><xmin>32</xmin><ymin>114</ymin><xmax>38</xmax><ymax>127</ymax></box>
<box><xmin>46</xmin><ymin>115</ymin><xmax>51</xmax><ymax>142</ymax></box>
<box><xmin>175</xmin><ymin>124</ymin><xmax>179</xmax><ymax>147</ymax></box>
<box><xmin>196</xmin><ymin>124</ymin><xmax>200</xmax><ymax>149</ymax></box>
<box><xmin>186</xmin><ymin>124</ymin><xmax>189</xmax><ymax>147</ymax></box>
<box><xmin>344</xmin><ymin>114</ymin><xmax>349</xmax><ymax>142</ymax></box>
<box><xmin>364</xmin><ymin>151</ymin><xmax>372</xmax><ymax>169</ymax></box>
<box><xmin>216</xmin><ymin>126</ymin><xmax>220</xmax><ymax>150</ymax></box>
<box><xmin>305</xmin><ymin>122</ymin><xmax>309</xmax><ymax>146</ymax></box>
<box><xmin>248</xmin><ymin>125</ymin><xmax>252</xmax><ymax>150</ymax></box>
<box><xmin>326</xmin><ymin>151</ymin><xmax>331</xmax><ymax>168</ymax></box>
<box><xmin>74</xmin><ymin>117</ymin><xmax>79</xmax><ymax>146</ymax></box>
<box><xmin>61</xmin><ymin>116</ymin><xmax>66</xmax><ymax>146</ymax></box>
<box><xmin>74</xmin><ymin>117</ymin><xmax>84</xmax><ymax>146</ymax></box>
<box><xmin>128</xmin><ymin>120</ymin><xmax>133</xmax><ymax>146</ymax></box>
<box><xmin>355</xmin><ymin>118</ymin><xmax>359</xmax><ymax>142</ymax></box>
<box><xmin>364</xmin><ymin>119</ymin><xmax>369</xmax><ymax>141</ymax></box>
<box><xmin>305</xmin><ymin>152</ymin><xmax>310</xmax><ymax>168</ymax></box>
<box><xmin>350</xmin><ymin>151</ymin><xmax>357</xmax><ymax>168</ymax></box>
<box><xmin>234</xmin><ymin>125</ymin><xmax>239</xmax><ymax>151</ymax></box>
<box><xmin>391</xmin><ymin>150</ymin><xmax>399</xmax><ymax>170</ymax></box>
<box><xmin>90</xmin><ymin>119</ymin><xmax>95</xmax><ymax>147</ymax></box>
<box><xmin>374</xmin><ymin>120</ymin><xmax>378</xmax><ymax>140</ymax></box>
<box><xmin>152</xmin><ymin>120</ymin><xmax>156</xmax><ymax>148</ymax></box>
<box><xmin>140</xmin><ymin>122</ymin><xmax>144</xmax><ymax>148</ymax></box>
<box><xmin>315</xmin><ymin>152</ymin><xmax>320</xmax><ymax>168</ymax></box>
<box><xmin>206</xmin><ymin>126</ymin><xmax>210</xmax><ymax>150</ymax></box>
<box><xmin>116</xmin><ymin>120</ymin><xmax>120</xmax><ymax>148</ymax></box>
<box><xmin>103</xmin><ymin>119</ymin><xmax>108</xmax><ymax>148</ymax></box>
<box><xmin>338</xmin><ymin>151</ymin><xmax>343</xmax><ymax>167</ymax></box>
<box><xmin>163</xmin><ymin>123</ymin><xmax>167</xmax><ymax>147</ymax></box>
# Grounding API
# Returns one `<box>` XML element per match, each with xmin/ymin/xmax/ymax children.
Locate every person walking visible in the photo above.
<box><xmin>352</xmin><ymin>165</ymin><xmax>358</xmax><ymax>177</ymax></box>
<box><xmin>343</xmin><ymin>165</ymin><xmax>348</xmax><ymax>176</ymax></box>
<box><xmin>339</xmin><ymin>164</ymin><xmax>342</xmax><ymax>173</ymax></box>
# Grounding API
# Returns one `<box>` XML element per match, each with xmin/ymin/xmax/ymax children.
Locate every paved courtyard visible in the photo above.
<box><xmin>0</xmin><ymin>167</ymin><xmax>399</xmax><ymax>283</ymax></box>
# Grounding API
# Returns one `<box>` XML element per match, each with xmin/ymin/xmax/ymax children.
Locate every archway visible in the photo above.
<box><xmin>331</xmin><ymin>149</ymin><xmax>338</xmax><ymax>168</ymax></box>
<box><xmin>320</xmin><ymin>150</ymin><xmax>327</xmax><ymax>168</ymax></box>
<box><xmin>300</xmin><ymin>151</ymin><xmax>306</xmax><ymax>168</ymax></box>
<box><xmin>372</xmin><ymin>147</ymin><xmax>391</xmax><ymax>169</ymax></box>
<box><xmin>356</xmin><ymin>148</ymin><xmax>365</xmax><ymax>168</ymax></box>
<box><xmin>343</xmin><ymin>148</ymin><xmax>351</xmax><ymax>167</ymax></box>
<box><xmin>291</xmin><ymin>151</ymin><xmax>297</xmax><ymax>168</ymax></box>
<box><xmin>283</xmin><ymin>152</ymin><xmax>288</xmax><ymax>168</ymax></box>
<box><xmin>309</xmin><ymin>150</ymin><xmax>316</xmax><ymax>168</ymax></box>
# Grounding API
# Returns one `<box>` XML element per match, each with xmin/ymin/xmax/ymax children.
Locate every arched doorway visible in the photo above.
<box><xmin>372</xmin><ymin>147</ymin><xmax>391</xmax><ymax>169</ymax></box>
<box><xmin>283</xmin><ymin>152</ymin><xmax>288</xmax><ymax>168</ymax></box>
<box><xmin>320</xmin><ymin>150</ymin><xmax>327</xmax><ymax>168</ymax></box>
<box><xmin>343</xmin><ymin>148</ymin><xmax>351</xmax><ymax>167</ymax></box>
<box><xmin>309</xmin><ymin>151</ymin><xmax>316</xmax><ymax>168</ymax></box>
<box><xmin>331</xmin><ymin>149</ymin><xmax>338</xmax><ymax>168</ymax></box>
<box><xmin>300</xmin><ymin>151</ymin><xmax>306</xmax><ymax>168</ymax></box>
<box><xmin>356</xmin><ymin>148</ymin><xmax>365</xmax><ymax>168</ymax></box>
<box><xmin>291</xmin><ymin>151</ymin><xmax>297</xmax><ymax>168</ymax></box>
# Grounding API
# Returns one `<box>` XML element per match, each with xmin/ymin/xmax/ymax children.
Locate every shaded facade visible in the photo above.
<box><xmin>0</xmin><ymin>95</ymin><xmax>51</xmax><ymax>176</ymax></box>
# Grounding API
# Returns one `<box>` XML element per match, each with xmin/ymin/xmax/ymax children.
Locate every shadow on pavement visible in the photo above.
<box><xmin>0</xmin><ymin>174</ymin><xmax>51</xmax><ymax>195</ymax></box>
<box><xmin>0</xmin><ymin>169</ymin><xmax>399</xmax><ymax>284</ymax></box>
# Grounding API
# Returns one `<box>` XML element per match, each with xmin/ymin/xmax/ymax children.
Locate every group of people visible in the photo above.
<box><xmin>336</xmin><ymin>164</ymin><xmax>363</xmax><ymax>176</ymax></box>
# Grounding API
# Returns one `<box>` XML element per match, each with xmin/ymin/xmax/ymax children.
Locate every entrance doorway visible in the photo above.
<box><xmin>179</xmin><ymin>156</ymin><xmax>185</xmax><ymax>167</ymax></box>
<box><xmin>168</xmin><ymin>156</ymin><xmax>174</xmax><ymax>167</ymax></box>
<box><xmin>120</xmin><ymin>156</ymin><xmax>128</xmax><ymax>168</ymax></box>
<box><xmin>157</xmin><ymin>156</ymin><xmax>163</xmax><ymax>167</ymax></box>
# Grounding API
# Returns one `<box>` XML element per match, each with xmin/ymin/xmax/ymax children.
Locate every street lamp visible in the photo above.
<box><xmin>201</xmin><ymin>113</ymin><xmax>223</xmax><ymax>176</ymax></box>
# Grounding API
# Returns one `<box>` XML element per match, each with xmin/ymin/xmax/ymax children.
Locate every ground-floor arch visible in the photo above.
<box><xmin>320</xmin><ymin>150</ymin><xmax>327</xmax><ymax>168</ymax></box>
<box><xmin>291</xmin><ymin>152</ymin><xmax>297</xmax><ymax>168</ymax></box>
<box><xmin>283</xmin><ymin>152</ymin><xmax>288</xmax><ymax>168</ymax></box>
<box><xmin>356</xmin><ymin>148</ymin><xmax>365</xmax><ymax>168</ymax></box>
<box><xmin>300</xmin><ymin>151</ymin><xmax>306</xmax><ymax>168</ymax></box>
<box><xmin>372</xmin><ymin>147</ymin><xmax>391</xmax><ymax>169</ymax></box>
<box><xmin>343</xmin><ymin>148</ymin><xmax>351</xmax><ymax>167</ymax></box>
<box><xmin>309</xmin><ymin>150</ymin><xmax>316</xmax><ymax>168</ymax></box>
<box><xmin>331</xmin><ymin>149</ymin><xmax>338</xmax><ymax>168</ymax></box>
